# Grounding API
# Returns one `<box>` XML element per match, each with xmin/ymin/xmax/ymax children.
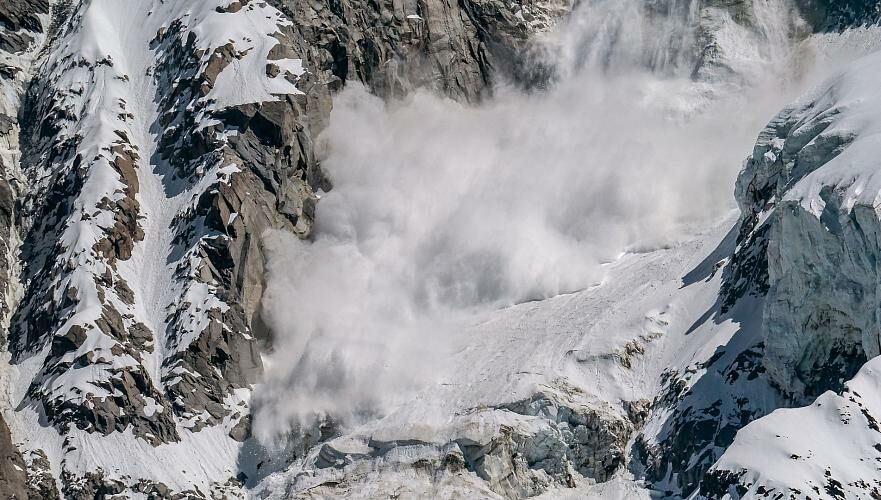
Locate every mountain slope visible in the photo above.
<box><xmin>704</xmin><ymin>42</ymin><xmax>881</xmax><ymax>500</ymax></box>
<box><xmin>0</xmin><ymin>0</ymin><xmax>565</xmax><ymax>497</ymax></box>
<box><xmin>243</xmin><ymin>5</ymin><xmax>881</xmax><ymax>499</ymax></box>
<box><xmin>2</xmin><ymin>0</ymin><xmax>881</xmax><ymax>498</ymax></box>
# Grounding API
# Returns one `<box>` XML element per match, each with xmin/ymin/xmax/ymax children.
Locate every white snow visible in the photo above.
<box><xmin>711</xmin><ymin>356</ymin><xmax>881</xmax><ymax>498</ymax></box>
<box><xmin>192</xmin><ymin>1</ymin><xmax>305</xmax><ymax>109</ymax></box>
<box><xmin>780</xmin><ymin>49</ymin><xmax>881</xmax><ymax>217</ymax></box>
<box><xmin>2</xmin><ymin>0</ymin><xmax>303</xmax><ymax>494</ymax></box>
<box><xmin>705</xmin><ymin>43</ymin><xmax>881</xmax><ymax>500</ymax></box>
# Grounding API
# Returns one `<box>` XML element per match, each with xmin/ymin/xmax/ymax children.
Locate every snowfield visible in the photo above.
<box><xmin>254</xmin><ymin>213</ymin><xmax>743</xmax><ymax>498</ymax></box>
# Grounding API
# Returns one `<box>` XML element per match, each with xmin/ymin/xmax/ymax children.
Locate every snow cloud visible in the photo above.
<box><xmin>250</xmin><ymin>0</ymin><xmax>826</xmax><ymax>442</ymax></box>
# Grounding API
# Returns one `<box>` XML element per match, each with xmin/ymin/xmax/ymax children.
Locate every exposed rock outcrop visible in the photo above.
<box><xmin>0</xmin><ymin>415</ymin><xmax>27</xmax><ymax>500</ymax></box>
<box><xmin>0</xmin><ymin>0</ymin><xmax>52</xmax><ymax>497</ymax></box>
<box><xmin>268</xmin><ymin>0</ymin><xmax>569</xmax><ymax>103</ymax></box>
<box><xmin>268</xmin><ymin>390</ymin><xmax>645</xmax><ymax>499</ymax></box>
<box><xmin>639</xmin><ymin>20</ymin><xmax>881</xmax><ymax>498</ymax></box>
<box><xmin>0</xmin><ymin>0</ymin><xmax>571</xmax><ymax>495</ymax></box>
<box><xmin>795</xmin><ymin>0</ymin><xmax>881</xmax><ymax>31</ymax></box>
<box><xmin>24</xmin><ymin>449</ymin><xmax>59</xmax><ymax>500</ymax></box>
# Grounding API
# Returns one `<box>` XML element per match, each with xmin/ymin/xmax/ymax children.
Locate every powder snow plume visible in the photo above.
<box><xmin>251</xmin><ymin>0</ymin><xmax>815</xmax><ymax>441</ymax></box>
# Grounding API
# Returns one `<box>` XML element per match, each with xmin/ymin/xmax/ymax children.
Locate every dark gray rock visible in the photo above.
<box><xmin>268</xmin><ymin>0</ymin><xmax>568</xmax><ymax>103</ymax></box>
<box><xmin>795</xmin><ymin>0</ymin><xmax>881</xmax><ymax>31</ymax></box>
<box><xmin>0</xmin><ymin>0</ymin><xmax>49</xmax><ymax>53</ymax></box>
<box><xmin>229</xmin><ymin>414</ymin><xmax>252</xmax><ymax>442</ymax></box>
<box><xmin>0</xmin><ymin>415</ymin><xmax>28</xmax><ymax>499</ymax></box>
<box><xmin>25</xmin><ymin>449</ymin><xmax>60</xmax><ymax>500</ymax></box>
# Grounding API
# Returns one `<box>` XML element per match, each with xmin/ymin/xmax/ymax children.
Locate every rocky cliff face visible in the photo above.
<box><xmin>796</xmin><ymin>0</ymin><xmax>881</xmax><ymax>31</ymax></box>
<box><xmin>0</xmin><ymin>0</ymin><xmax>567</xmax><ymax>497</ymax></box>
<box><xmin>699</xmin><ymin>44</ymin><xmax>881</xmax><ymax>500</ymax></box>
<box><xmin>1</xmin><ymin>1</ymin><xmax>51</xmax><ymax>498</ymax></box>
<box><xmin>267</xmin><ymin>0</ymin><xmax>567</xmax><ymax>102</ymax></box>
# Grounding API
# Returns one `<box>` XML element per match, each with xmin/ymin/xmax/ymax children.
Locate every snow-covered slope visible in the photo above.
<box><xmin>0</xmin><ymin>0</ymin><xmax>569</xmax><ymax>497</ymax></box>
<box><xmin>703</xmin><ymin>42</ymin><xmax>881</xmax><ymax>500</ymax></box>
<box><xmin>707</xmin><ymin>357</ymin><xmax>881</xmax><ymax>499</ymax></box>
<box><xmin>5</xmin><ymin>0</ymin><xmax>315</xmax><ymax>495</ymax></box>
<box><xmin>252</xmin><ymin>214</ymin><xmax>744</xmax><ymax>498</ymax></box>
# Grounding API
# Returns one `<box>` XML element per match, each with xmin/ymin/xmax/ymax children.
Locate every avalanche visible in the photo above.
<box><xmin>2</xmin><ymin>0</ymin><xmax>881</xmax><ymax>498</ymax></box>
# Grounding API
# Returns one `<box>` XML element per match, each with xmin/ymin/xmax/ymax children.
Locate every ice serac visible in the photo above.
<box><xmin>296</xmin><ymin>391</ymin><xmax>641</xmax><ymax>498</ymax></box>
<box><xmin>730</xmin><ymin>56</ymin><xmax>881</xmax><ymax>400</ymax></box>
<box><xmin>702</xmin><ymin>46</ymin><xmax>881</xmax><ymax>500</ymax></box>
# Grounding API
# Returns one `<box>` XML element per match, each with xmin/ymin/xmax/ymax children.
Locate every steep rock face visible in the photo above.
<box><xmin>268</xmin><ymin>0</ymin><xmax>568</xmax><ymax>103</ymax></box>
<box><xmin>0</xmin><ymin>413</ymin><xmax>27</xmax><ymax>500</ymax></box>
<box><xmin>0</xmin><ymin>0</ymin><xmax>569</xmax><ymax>496</ymax></box>
<box><xmin>795</xmin><ymin>0</ymin><xmax>881</xmax><ymax>31</ymax></box>
<box><xmin>637</xmin><ymin>329</ymin><xmax>785</xmax><ymax>496</ymax></box>
<box><xmin>0</xmin><ymin>0</ymin><xmax>50</xmax><ymax>336</ymax></box>
<box><xmin>693</xmin><ymin>0</ymin><xmax>801</xmax><ymax>83</ymax></box>
<box><xmin>0</xmin><ymin>0</ymin><xmax>49</xmax><ymax>54</ymax></box>
<box><xmin>692</xmin><ymin>0</ymin><xmax>879</xmax><ymax>85</ymax></box>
